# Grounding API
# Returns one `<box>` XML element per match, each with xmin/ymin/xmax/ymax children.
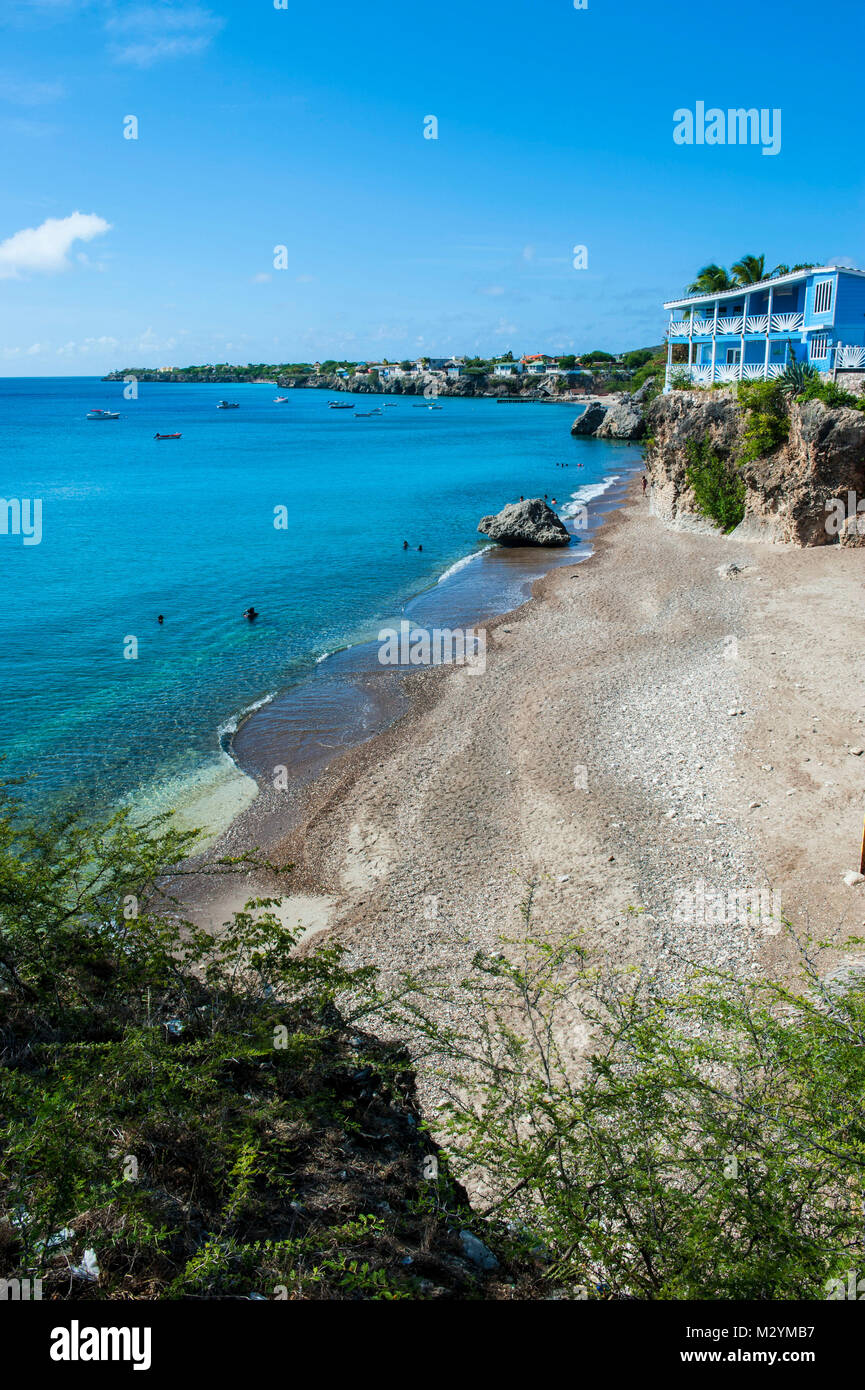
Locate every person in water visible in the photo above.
<box><xmin>243</xmin><ymin>607</ymin><xmax>259</xmax><ymax>621</ymax></box>
<box><xmin>402</xmin><ymin>540</ymin><xmax>409</xmax><ymax>549</ymax></box>
<box><xmin>157</xmin><ymin>614</ymin><xmax>164</xmax><ymax>624</ymax></box>
<box><xmin>418</xmin><ymin>544</ymin><xmax>423</xmax><ymax>551</ymax></box>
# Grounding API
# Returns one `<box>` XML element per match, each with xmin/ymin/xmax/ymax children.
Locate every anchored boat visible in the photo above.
<box><xmin>86</xmin><ymin>408</ymin><xmax>119</xmax><ymax>420</ymax></box>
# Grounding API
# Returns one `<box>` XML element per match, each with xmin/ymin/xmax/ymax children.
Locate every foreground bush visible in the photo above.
<box><xmin>404</xmin><ymin>892</ymin><xmax>865</xmax><ymax>1299</ymax></box>
<box><xmin>0</xmin><ymin>796</ymin><xmax>507</xmax><ymax>1300</ymax></box>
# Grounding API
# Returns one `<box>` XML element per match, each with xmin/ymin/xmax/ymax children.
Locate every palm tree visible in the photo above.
<box><xmin>731</xmin><ymin>254</ymin><xmax>766</xmax><ymax>285</ymax></box>
<box><xmin>687</xmin><ymin>263</ymin><xmax>735</xmax><ymax>294</ymax></box>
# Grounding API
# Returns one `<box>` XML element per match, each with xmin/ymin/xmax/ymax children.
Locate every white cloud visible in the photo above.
<box><xmin>0</xmin><ymin>211</ymin><xmax>111</xmax><ymax>279</ymax></box>
<box><xmin>479</xmin><ymin>285</ymin><xmax>506</xmax><ymax>297</ymax></box>
<box><xmin>106</xmin><ymin>4</ymin><xmax>224</xmax><ymax>67</ymax></box>
<box><xmin>251</xmin><ymin>272</ymin><xmax>271</xmax><ymax>284</ymax></box>
<box><xmin>56</xmin><ymin>335</ymin><xmax>119</xmax><ymax>355</ymax></box>
<box><xmin>0</xmin><ymin>76</ymin><xmax>65</xmax><ymax>105</ymax></box>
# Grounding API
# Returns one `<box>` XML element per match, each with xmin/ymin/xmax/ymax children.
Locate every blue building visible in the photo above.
<box><xmin>663</xmin><ymin>265</ymin><xmax>865</xmax><ymax>390</ymax></box>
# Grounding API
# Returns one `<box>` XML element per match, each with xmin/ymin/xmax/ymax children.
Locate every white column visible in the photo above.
<box><xmin>710</xmin><ymin>300</ymin><xmax>718</xmax><ymax>383</ymax></box>
<box><xmin>739</xmin><ymin>293</ymin><xmax>749</xmax><ymax>379</ymax></box>
<box><xmin>764</xmin><ymin>286</ymin><xmax>773</xmax><ymax>377</ymax></box>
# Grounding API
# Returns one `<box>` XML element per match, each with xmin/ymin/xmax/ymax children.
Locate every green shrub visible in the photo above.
<box><xmin>403</xmin><ymin>897</ymin><xmax>865</xmax><ymax>1299</ymax></box>
<box><xmin>736</xmin><ymin>379</ymin><xmax>790</xmax><ymax>462</ymax></box>
<box><xmin>0</xmin><ymin>797</ymin><xmax>475</xmax><ymax>1301</ymax></box>
<box><xmin>795</xmin><ymin>376</ymin><xmax>861</xmax><ymax>409</ymax></box>
<box><xmin>684</xmin><ymin>436</ymin><xmax>746</xmax><ymax>531</ymax></box>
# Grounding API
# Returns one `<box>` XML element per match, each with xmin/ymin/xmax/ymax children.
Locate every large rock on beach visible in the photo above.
<box><xmin>571</xmin><ymin>402</ymin><xmax>607</xmax><ymax>436</ymax></box>
<box><xmin>477</xmin><ymin>498</ymin><xmax>571</xmax><ymax>547</ymax></box>
<box><xmin>595</xmin><ymin>393</ymin><xmax>646</xmax><ymax>440</ymax></box>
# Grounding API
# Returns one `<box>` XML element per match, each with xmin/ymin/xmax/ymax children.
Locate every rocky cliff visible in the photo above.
<box><xmin>644</xmin><ymin>388</ymin><xmax>865</xmax><ymax>546</ymax></box>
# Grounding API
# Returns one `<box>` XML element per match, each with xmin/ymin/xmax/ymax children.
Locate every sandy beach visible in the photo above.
<box><xmin>181</xmin><ymin>480</ymin><xmax>865</xmax><ymax>1030</ymax></box>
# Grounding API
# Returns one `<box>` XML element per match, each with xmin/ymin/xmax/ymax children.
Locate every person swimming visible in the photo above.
<box><xmin>157</xmin><ymin>614</ymin><xmax>164</xmax><ymax>624</ymax></box>
<box><xmin>243</xmin><ymin>607</ymin><xmax>259</xmax><ymax>621</ymax></box>
<box><xmin>403</xmin><ymin>540</ymin><xmax>409</xmax><ymax>549</ymax></box>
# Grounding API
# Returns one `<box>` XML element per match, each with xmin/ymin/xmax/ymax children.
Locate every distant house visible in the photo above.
<box><xmin>415</xmin><ymin>357</ymin><xmax>448</xmax><ymax>372</ymax></box>
<box><xmin>664</xmin><ymin>264</ymin><xmax>865</xmax><ymax>389</ymax></box>
<box><xmin>493</xmin><ymin>361</ymin><xmax>522</xmax><ymax>376</ymax></box>
<box><xmin>521</xmin><ymin>354</ymin><xmax>559</xmax><ymax>375</ymax></box>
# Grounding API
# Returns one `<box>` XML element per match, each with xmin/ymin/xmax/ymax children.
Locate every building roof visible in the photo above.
<box><xmin>664</xmin><ymin>264</ymin><xmax>865</xmax><ymax>311</ymax></box>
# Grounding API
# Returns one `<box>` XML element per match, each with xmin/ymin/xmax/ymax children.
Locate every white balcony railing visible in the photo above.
<box><xmin>837</xmin><ymin>345</ymin><xmax>865</xmax><ymax>368</ymax></box>
<box><xmin>745</xmin><ymin>314</ymin><xmax>769</xmax><ymax>333</ymax></box>
<box><xmin>665</xmin><ymin>362</ymin><xmax>789</xmax><ymax>387</ymax></box>
<box><xmin>668</xmin><ymin>321</ymin><xmax>691</xmax><ymax>337</ymax></box>
<box><xmin>771</xmin><ymin>312</ymin><xmax>803</xmax><ymax>331</ymax></box>
<box><xmin>716</xmin><ymin>316</ymin><xmax>744</xmax><ymax>334</ymax></box>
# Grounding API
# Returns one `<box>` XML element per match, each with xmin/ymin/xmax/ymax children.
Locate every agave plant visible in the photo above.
<box><xmin>780</xmin><ymin>355</ymin><xmax>820</xmax><ymax>395</ymax></box>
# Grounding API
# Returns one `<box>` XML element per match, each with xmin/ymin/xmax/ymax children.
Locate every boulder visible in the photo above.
<box><xmin>595</xmin><ymin>393</ymin><xmax>646</xmax><ymax>440</ymax></box>
<box><xmin>571</xmin><ymin>401</ymin><xmax>607</xmax><ymax>436</ymax></box>
<box><xmin>478</xmin><ymin>497</ymin><xmax>571</xmax><ymax>547</ymax></box>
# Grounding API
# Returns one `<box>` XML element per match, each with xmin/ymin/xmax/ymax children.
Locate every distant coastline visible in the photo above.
<box><xmin>101</xmin><ymin>367</ymin><xmax>599</xmax><ymax>401</ymax></box>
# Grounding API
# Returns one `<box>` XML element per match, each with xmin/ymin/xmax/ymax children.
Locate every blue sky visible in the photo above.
<box><xmin>1</xmin><ymin>0</ymin><xmax>862</xmax><ymax>374</ymax></box>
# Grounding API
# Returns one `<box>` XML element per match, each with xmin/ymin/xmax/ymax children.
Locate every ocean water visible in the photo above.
<box><xmin>0</xmin><ymin>377</ymin><xmax>640</xmax><ymax>834</ymax></box>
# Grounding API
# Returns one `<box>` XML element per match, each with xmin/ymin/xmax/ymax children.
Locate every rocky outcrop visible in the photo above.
<box><xmin>571</xmin><ymin>402</ymin><xmax>608</xmax><ymax>435</ymax></box>
<box><xmin>595</xmin><ymin>394</ymin><xmax>646</xmax><ymax>440</ymax></box>
<box><xmin>645</xmin><ymin>389</ymin><xmax>865</xmax><ymax>546</ymax></box>
<box><xmin>570</xmin><ymin>391</ymin><xmax>647</xmax><ymax>440</ymax></box>
<box><xmin>477</xmin><ymin>498</ymin><xmax>571</xmax><ymax>547</ymax></box>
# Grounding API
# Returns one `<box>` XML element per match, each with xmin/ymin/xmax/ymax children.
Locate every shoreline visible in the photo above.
<box><xmin>171</xmin><ymin>464</ymin><xmax>642</xmax><ymax>925</ymax></box>
<box><xmin>176</xmin><ymin>473</ymin><xmax>865</xmax><ymax>1027</ymax></box>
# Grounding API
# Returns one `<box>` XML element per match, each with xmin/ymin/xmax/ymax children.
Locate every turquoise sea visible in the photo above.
<box><xmin>0</xmin><ymin>378</ymin><xmax>640</xmax><ymax>835</ymax></box>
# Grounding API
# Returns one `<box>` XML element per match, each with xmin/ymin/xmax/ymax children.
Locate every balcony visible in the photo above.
<box><xmin>668</xmin><ymin>311</ymin><xmax>804</xmax><ymax>338</ymax></box>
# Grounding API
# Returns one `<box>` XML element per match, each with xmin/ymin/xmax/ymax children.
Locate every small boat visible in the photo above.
<box><xmin>356</xmin><ymin>412</ymin><xmax>373</xmax><ymax>417</ymax></box>
<box><xmin>86</xmin><ymin>408</ymin><xmax>119</xmax><ymax>420</ymax></box>
<box><xmin>154</xmin><ymin>432</ymin><xmax>181</xmax><ymax>440</ymax></box>
<box><xmin>328</xmin><ymin>402</ymin><xmax>355</xmax><ymax>409</ymax></box>
<box><xmin>217</xmin><ymin>400</ymin><xmax>239</xmax><ymax>409</ymax></box>
<box><xmin>384</xmin><ymin>403</ymin><xmax>397</xmax><ymax>408</ymax></box>
<box><xmin>273</xmin><ymin>396</ymin><xmax>290</xmax><ymax>403</ymax></box>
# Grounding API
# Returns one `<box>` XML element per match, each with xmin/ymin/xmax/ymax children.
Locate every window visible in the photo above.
<box><xmin>726</xmin><ymin>348</ymin><xmax>741</xmax><ymax>365</ymax></box>
<box><xmin>811</xmin><ymin>335</ymin><xmax>830</xmax><ymax>361</ymax></box>
<box><xmin>813</xmin><ymin>280</ymin><xmax>833</xmax><ymax>314</ymax></box>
